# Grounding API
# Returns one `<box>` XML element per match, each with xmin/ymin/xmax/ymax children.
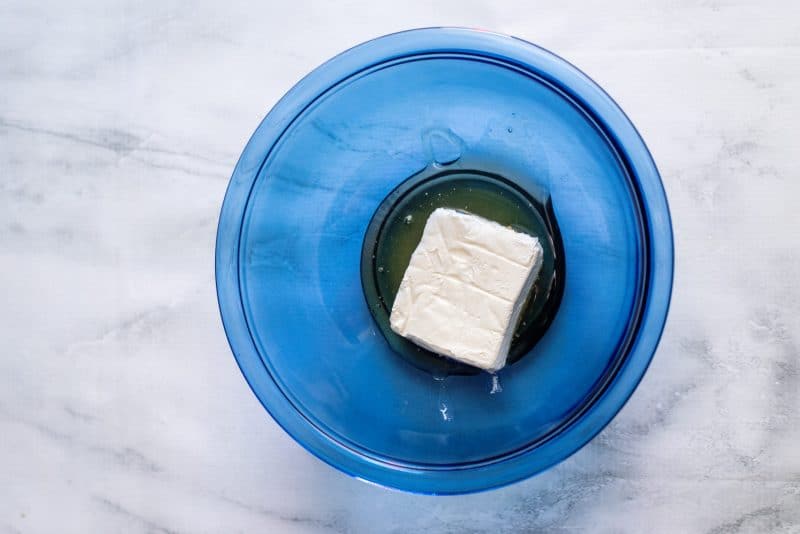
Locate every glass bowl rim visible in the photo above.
<box><xmin>215</xmin><ymin>27</ymin><xmax>674</xmax><ymax>495</ymax></box>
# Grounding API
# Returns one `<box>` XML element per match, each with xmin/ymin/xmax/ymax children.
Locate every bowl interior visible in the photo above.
<box><xmin>238</xmin><ymin>54</ymin><xmax>645</xmax><ymax>465</ymax></box>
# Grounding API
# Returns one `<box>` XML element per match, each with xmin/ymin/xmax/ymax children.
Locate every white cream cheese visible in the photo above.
<box><xmin>389</xmin><ymin>208</ymin><xmax>543</xmax><ymax>371</ymax></box>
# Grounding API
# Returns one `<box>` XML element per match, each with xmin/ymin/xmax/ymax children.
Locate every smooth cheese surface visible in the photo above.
<box><xmin>389</xmin><ymin>208</ymin><xmax>543</xmax><ymax>371</ymax></box>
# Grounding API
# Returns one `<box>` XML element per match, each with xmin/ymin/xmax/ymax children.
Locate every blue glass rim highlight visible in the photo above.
<box><xmin>215</xmin><ymin>27</ymin><xmax>674</xmax><ymax>495</ymax></box>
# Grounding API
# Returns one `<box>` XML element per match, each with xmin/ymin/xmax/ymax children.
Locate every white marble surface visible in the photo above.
<box><xmin>2</xmin><ymin>1</ymin><xmax>800</xmax><ymax>532</ymax></box>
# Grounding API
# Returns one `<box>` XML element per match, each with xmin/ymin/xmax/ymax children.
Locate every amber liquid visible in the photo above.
<box><xmin>361</xmin><ymin>168</ymin><xmax>564</xmax><ymax>376</ymax></box>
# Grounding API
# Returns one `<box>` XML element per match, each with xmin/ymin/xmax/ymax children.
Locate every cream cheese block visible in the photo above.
<box><xmin>389</xmin><ymin>208</ymin><xmax>543</xmax><ymax>371</ymax></box>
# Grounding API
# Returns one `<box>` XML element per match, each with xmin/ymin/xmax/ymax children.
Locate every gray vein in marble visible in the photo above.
<box><xmin>707</xmin><ymin>506</ymin><xmax>784</xmax><ymax>534</ymax></box>
<box><xmin>216</xmin><ymin>494</ymin><xmax>350</xmax><ymax>534</ymax></box>
<box><xmin>0</xmin><ymin>405</ymin><xmax>163</xmax><ymax>475</ymax></box>
<box><xmin>0</xmin><ymin>117</ymin><xmax>231</xmax><ymax>180</ymax></box>
<box><xmin>124</xmin><ymin>156</ymin><xmax>226</xmax><ymax>180</ymax></box>
<box><xmin>63</xmin><ymin>404</ymin><xmax>98</xmax><ymax>423</ymax></box>
<box><xmin>94</xmin><ymin>497</ymin><xmax>180</xmax><ymax>534</ymax></box>
<box><xmin>0</xmin><ymin>117</ymin><xmax>229</xmax><ymax>164</ymax></box>
<box><xmin>62</xmin><ymin>301</ymin><xmax>192</xmax><ymax>361</ymax></box>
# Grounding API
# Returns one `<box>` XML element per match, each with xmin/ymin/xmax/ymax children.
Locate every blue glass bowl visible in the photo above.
<box><xmin>216</xmin><ymin>28</ymin><xmax>673</xmax><ymax>494</ymax></box>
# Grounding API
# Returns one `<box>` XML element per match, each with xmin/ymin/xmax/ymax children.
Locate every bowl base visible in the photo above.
<box><xmin>360</xmin><ymin>165</ymin><xmax>565</xmax><ymax>376</ymax></box>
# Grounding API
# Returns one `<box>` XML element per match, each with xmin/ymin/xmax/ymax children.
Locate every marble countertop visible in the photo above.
<box><xmin>2</xmin><ymin>1</ymin><xmax>799</xmax><ymax>532</ymax></box>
